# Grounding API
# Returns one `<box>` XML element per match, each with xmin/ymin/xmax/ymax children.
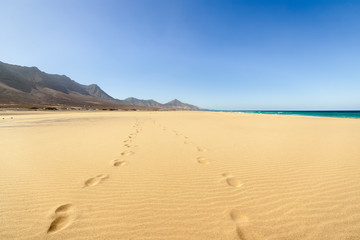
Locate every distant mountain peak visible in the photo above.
<box><xmin>123</xmin><ymin>97</ymin><xmax>162</xmax><ymax>108</ymax></box>
<box><xmin>122</xmin><ymin>97</ymin><xmax>200</xmax><ymax>110</ymax></box>
<box><xmin>84</xmin><ymin>84</ymin><xmax>113</xmax><ymax>100</ymax></box>
<box><xmin>163</xmin><ymin>99</ymin><xmax>199</xmax><ymax>110</ymax></box>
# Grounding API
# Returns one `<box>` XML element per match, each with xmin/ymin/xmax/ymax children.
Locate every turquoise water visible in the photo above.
<box><xmin>207</xmin><ymin>110</ymin><xmax>360</xmax><ymax>119</ymax></box>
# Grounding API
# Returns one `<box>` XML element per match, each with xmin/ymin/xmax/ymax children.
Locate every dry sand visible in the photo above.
<box><xmin>0</xmin><ymin>110</ymin><xmax>360</xmax><ymax>240</ymax></box>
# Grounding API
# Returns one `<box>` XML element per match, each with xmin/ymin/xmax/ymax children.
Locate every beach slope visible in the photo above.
<box><xmin>1</xmin><ymin>111</ymin><xmax>359</xmax><ymax>240</ymax></box>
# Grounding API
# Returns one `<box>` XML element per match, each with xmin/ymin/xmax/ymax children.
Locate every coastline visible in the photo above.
<box><xmin>204</xmin><ymin>110</ymin><xmax>360</xmax><ymax>119</ymax></box>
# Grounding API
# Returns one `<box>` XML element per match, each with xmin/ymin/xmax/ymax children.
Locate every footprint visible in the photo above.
<box><xmin>48</xmin><ymin>216</ymin><xmax>71</xmax><ymax>233</ymax></box>
<box><xmin>223</xmin><ymin>174</ymin><xmax>243</xmax><ymax>188</ymax></box>
<box><xmin>226</xmin><ymin>177</ymin><xmax>243</xmax><ymax>188</ymax></box>
<box><xmin>230</xmin><ymin>211</ymin><xmax>263</xmax><ymax>240</ymax></box>
<box><xmin>184</xmin><ymin>141</ymin><xmax>191</xmax><ymax>144</ymax></box>
<box><xmin>230</xmin><ymin>209</ymin><xmax>249</xmax><ymax>226</ymax></box>
<box><xmin>121</xmin><ymin>150</ymin><xmax>134</xmax><ymax>156</ymax></box>
<box><xmin>124</xmin><ymin>144</ymin><xmax>137</xmax><ymax>148</ymax></box>
<box><xmin>47</xmin><ymin>204</ymin><xmax>75</xmax><ymax>234</ymax></box>
<box><xmin>197</xmin><ymin>157</ymin><xmax>210</xmax><ymax>165</ymax></box>
<box><xmin>84</xmin><ymin>174</ymin><xmax>108</xmax><ymax>187</ymax></box>
<box><xmin>113</xmin><ymin>160</ymin><xmax>128</xmax><ymax>167</ymax></box>
<box><xmin>197</xmin><ymin>147</ymin><xmax>207</xmax><ymax>152</ymax></box>
<box><xmin>230</xmin><ymin>210</ymin><xmax>252</xmax><ymax>240</ymax></box>
<box><xmin>55</xmin><ymin>204</ymin><xmax>74</xmax><ymax>214</ymax></box>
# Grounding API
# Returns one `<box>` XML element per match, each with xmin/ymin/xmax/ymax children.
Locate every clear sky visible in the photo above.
<box><xmin>1</xmin><ymin>0</ymin><xmax>360</xmax><ymax>110</ymax></box>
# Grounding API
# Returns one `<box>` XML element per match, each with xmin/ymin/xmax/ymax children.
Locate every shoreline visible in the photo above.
<box><xmin>1</xmin><ymin>109</ymin><xmax>360</xmax><ymax>121</ymax></box>
<box><xmin>204</xmin><ymin>110</ymin><xmax>360</xmax><ymax>119</ymax></box>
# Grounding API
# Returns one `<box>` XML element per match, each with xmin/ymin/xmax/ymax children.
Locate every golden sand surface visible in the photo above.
<box><xmin>0</xmin><ymin>111</ymin><xmax>360</xmax><ymax>240</ymax></box>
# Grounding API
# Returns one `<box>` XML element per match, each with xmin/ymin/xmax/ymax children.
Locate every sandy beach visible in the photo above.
<box><xmin>0</xmin><ymin>110</ymin><xmax>360</xmax><ymax>240</ymax></box>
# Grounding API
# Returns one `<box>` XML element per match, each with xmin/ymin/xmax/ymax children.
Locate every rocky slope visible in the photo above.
<box><xmin>0</xmin><ymin>61</ymin><xmax>200</xmax><ymax>110</ymax></box>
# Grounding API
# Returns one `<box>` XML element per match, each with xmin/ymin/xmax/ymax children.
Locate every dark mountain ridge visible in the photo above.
<box><xmin>0</xmin><ymin>61</ymin><xmax>200</xmax><ymax>110</ymax></box>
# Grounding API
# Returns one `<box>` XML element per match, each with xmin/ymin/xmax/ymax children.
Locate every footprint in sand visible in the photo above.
<box><xmin>197</xmin><ymin>157</ymin><xmax>210</xmax><ymax>165</ymax></box>
<box><xmin>47</xmin><ymin>204</ymin><xmax>75</xmax><ymax>234</ymax></box>
<box><xmin>230</xmin><ymin>209</ymin><xmax>249</xmax><ymax>226</ymax></box>
<box><xmin>55</xmin><ymin>204</ymin><xmax>74</xmax><ymax>214</ymax></box>
<box><xmin>197</xmin><ymin>147</ymin><xmax>207</xmax><ymax>152</ymax></box>
<box><xmin>121</xmin><ymin>150</ymin><xmax>134</xmax><ymax>156</ymax></box>
<box><xmin>184</xmin><ymin>140</ymin><xmax>192</xmax><ymax>144</ymax></box>
<box><xmin>230</xmin><ymin>210</ymin><xmax>264</xmax><ymax>240</ymax></box>
<box><xmin>84</xmin><ymin>174</ymin><xmax>108</xmax><ymax>187</ymax></box>
<box><xmin>227</xmin><ymin>177</ymin><xmax>243</xmax><ymax>188</ymax></box>
<box><xmin>230</xmin><ymin>209</ymin><xmax>251</xmax><ymax>240</ymax></box>
<box><xmin>124</xmin><ymin>143</ymin><xmax>137</xmax><ymax>148</ymax></box>
<box><xmin>124</xmin><ymin>144</ymin><xmax>137</xmax><ymax>148</ymax></box>
<box><xmin>113</xmin><ymin>160</ymin><xmax>128</xmax><ymax>167</ymax></box>
<box><xmin>223</xmin><ymin>174</ymin><xmax>243</xmax><ymax>188</ymax></box>
<box><xmin>173</xmin><ymin>130</ymin><xmax>182</xmax><ymax>135</ymax></box>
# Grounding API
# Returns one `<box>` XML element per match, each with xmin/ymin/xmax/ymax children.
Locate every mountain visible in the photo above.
<box><xmin>0</xmin><ymin>61</ymin><xmax>128</xmax><ymax>108</ymax></box>
<box><xmin>123</xmin><ymin>97</ymin><xmax>201</xmax><ymax>110</ymax></box>
<box><xmin>0</xmin><ymin>61</ymin><xmax>201</xmax><ymax>110</ymax></box>
<box><xmin>123</xmin><ymin>97</ymin><xmax>163</xmax><ymax>108</ymax></box>
<box><xmin>163</xmin><ymin>99</ymin><xmax>200</xmax><ymax>110</ymax></box>
<box><xmin>85</xmin><ymin>84</ymin><xmax>113</xmax><ymax>99</ymax></box>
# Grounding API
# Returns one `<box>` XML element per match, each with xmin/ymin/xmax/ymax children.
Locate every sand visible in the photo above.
<box><xmin>1</xmin><ymin>110</ymin><xmax>360</xmax><ymax>240</ymax></box>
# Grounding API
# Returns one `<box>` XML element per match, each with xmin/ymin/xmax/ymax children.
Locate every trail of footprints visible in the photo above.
<box><xmin>170</xmin><ymin>126</ymin><xmax>250</xmax><ymax>239</ymax></box>
<box><xmin>48</xmin><ymin>120</ymin><xmax>253</xmax><ymax>239</ymax></box>
<box><xmin>46</xmin><ymin>120</ymin><xmax>142</xmax><ymax>235</ymax></box>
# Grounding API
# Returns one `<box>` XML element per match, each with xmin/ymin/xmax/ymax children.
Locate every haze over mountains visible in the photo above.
<box><xmin>0</xmin><ymin>61</ymin><xmax>200</xmax><ymax>110</ymax></box>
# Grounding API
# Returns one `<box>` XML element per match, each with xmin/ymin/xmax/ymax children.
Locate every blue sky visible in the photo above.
<box><xmin>1</xmin><ymin>0</ymin><xmax>359</xmax><ymax>109</ymax></box>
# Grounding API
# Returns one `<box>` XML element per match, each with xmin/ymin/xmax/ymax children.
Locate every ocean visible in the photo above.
<box><xmin>207</xmin><ymin>110</ymin><xmax>360</xmax><ymax>119</ymax></box>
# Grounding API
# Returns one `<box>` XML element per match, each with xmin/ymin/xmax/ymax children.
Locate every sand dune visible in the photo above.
<box><xmin>0</xmin><ymin>111</ymin><xmax>360</xmax><ymax>239</ymax></box>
